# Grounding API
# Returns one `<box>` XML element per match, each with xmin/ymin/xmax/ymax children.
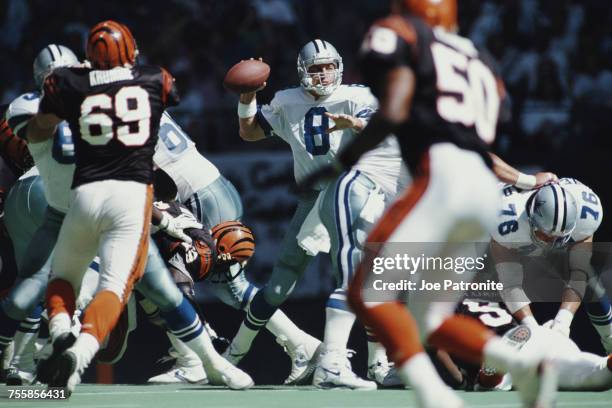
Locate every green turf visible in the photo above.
<box><xmin>1</xmin><ymin>384</ymin><xmax>611</xmax><ymax>408</ymax></box>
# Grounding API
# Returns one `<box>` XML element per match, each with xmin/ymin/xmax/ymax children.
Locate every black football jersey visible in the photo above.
<box><xmin>39</xmin><ymin>65</ymin><xmax>179</xmax><ymax>187</ymax></box>
<box><xmin>359</xmin><ymin>15</ymin><xmax>503</xmax><ymax>172</ymax></box>
<box><xmin>152</xmin><ymin>201</ymin><xmax>215</xmax><ymax>281</ymax></box>
<box><xmin>456</xmin><ymin>300</ymin><xmax>517</xmax><ymax>336</ymax></box>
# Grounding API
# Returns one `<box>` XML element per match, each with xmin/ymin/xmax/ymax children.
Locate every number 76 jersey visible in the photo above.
<box><xmin>40</xmin><ymin>65</ymin><xmax>179</xmax><ymax>188</ymax></box>
<box><xmin>492</xmin><ymin>179</ymin><xmax>603</xmax><ymax>252</ymax></box>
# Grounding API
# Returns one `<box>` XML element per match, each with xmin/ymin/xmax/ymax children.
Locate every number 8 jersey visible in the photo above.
<box><xmin>257</xmin><ymin>85</ymin><xmax>403</xmax><ymax>194</ymax></box>
<box><xmin>492</xmin><ymin>179</ymin><xmax>603</xmax><ymax>253</ymax></box>
<box><xmin>40</xmin><ymin>65</ymin><xmax>179</xmax><ymax>188</ymax></box>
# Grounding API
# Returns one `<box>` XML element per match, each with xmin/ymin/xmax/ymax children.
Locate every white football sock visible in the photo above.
<box><xmin>229</xmin><ymin>322</ymin><xmax>258</xmax><ymax>356</ymax></box>
<box><xmin>267</xmin><ymin>310</ymin><xmax>316</xmax><ymax>349</ymax></box>
<box><xmin>167</xmin><ymin>332</ymin><xmax>200</xmax><ymax>367</ymax></box>
<box><xmin>69</xmin><ymin>333</ymin><xmax>100</xmax><ymax>371</ymax></box>
<box><xmin>323</xmin><ymin>307</ymin><xmax>355</xmax><ymax>350</ymax></box>
<box><xmin>11</xmin><ymin>328</ymin><xmax>38</xmax><ymax>372</ymax></box>
<box><xmin>48</xmin><ymin>313</ymin><xmax>72</xmax><ymax>342</ymax></box>
<box><xmin>398</xmin><ymin>352</ymin><xmax>448</xmax><ymax>391</ymax></box>
<box><xmin>175</xmin><ymin>331</ymin><xmax>224</xmax><ymax>367</ymax></box>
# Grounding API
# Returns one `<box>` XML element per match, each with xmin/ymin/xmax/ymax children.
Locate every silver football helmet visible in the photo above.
<box><xmin>33</xmin><ymin>44</ymin><xmax>79</xmax><ymax>89</ymax></box>
<box><xmin>527</xmin><ymin>183</ymin><xmax>578</xmax><ymax>249</ymax></box>
<box><xmin>297</xmin><ymin>39</ymin><xmax>343</xmax><ymax>96</ymax></box>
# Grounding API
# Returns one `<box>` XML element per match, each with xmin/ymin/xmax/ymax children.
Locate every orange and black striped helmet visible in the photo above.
<box><xmin>86</xmin><ymin>20</ymin><xmax>138</xmax><ymax>69</ymax></box>
<box><xmin>211</xmin><ymin>221</ymin><xmax>255</xmax><ymax>263</ymax></box>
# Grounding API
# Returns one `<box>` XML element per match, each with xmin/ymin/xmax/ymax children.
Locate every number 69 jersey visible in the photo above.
<box><xmin>40</xmin><ymin>65</ymin><xmax>179</xmax><ymax>188</ymax></box>
<box><xmin>257</xmin><ymin>85</ymin><xmax>403</xmax><ymax>193</ymax></box>
<box><xmin>491</xmin><ymin>179</ymin><xmax>603</xmax><ymax>253</ymax></box>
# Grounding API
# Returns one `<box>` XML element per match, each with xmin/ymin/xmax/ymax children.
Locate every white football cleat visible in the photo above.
<box><xmin>313</xmin><ymin>348</ymin><xmax>376</xmax><ymax>390</ymax></box>
<box><xmin>5</xmin><ymin>366</ymin><xmax>36</xmax><ymax>385</ymax></box>
<box><xmin>367</xmin><ymin>359</ymin><xmax>403</xmax><ymax>387</ymax></box>
<box><xmin>276</xmin><ymin>335</ymin><xmax>324</xmax><ymax>385</ymax></box>
<box><xmin>147</xmin><ymin>364</ymin><xmax>208</xmax><ymax>384</ymax></box>
<box><xmin>204</xmin><ymin>357</ymin><xmax>254</xmax><ymax>390</ymax></box>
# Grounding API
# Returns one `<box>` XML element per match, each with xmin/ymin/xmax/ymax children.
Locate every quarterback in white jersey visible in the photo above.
<box><xmin>490</xmin><ymin>178</ymin><xmax>612</xmax><ymax>352</ymax></box>
<box><xmin>233</xmin><ymin>39</ymin><xmax>406</xmax><ymax>390</ymax></box>
<box><xmin>257</xmin><ymin>83</ymin><xmax>405</xmax><ymax>196</ymax></box>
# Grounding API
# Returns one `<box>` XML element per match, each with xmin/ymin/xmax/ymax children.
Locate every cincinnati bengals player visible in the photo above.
<box><xmin>305</xmin><ymin>1</ymin><xmax>558</xmax><ymax>407</ymax></box>
<box><xmin>25</xmin><ymin>20</ymin><xmax>178</xmax><ymax>393</ymax></box>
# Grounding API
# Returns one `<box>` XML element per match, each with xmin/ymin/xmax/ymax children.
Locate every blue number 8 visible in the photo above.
<box><xmin>304</xmin><ymin>107</ymin><xmax>330</xmax><ymax>156</ymax></box>
<box><xmin>52</xmin><ymin>122</ymin><xmax>75</xmax><ymax>164</ymax></box>
<box><xmin>159</xmin><ymin>116</ymin><xmax>190</xmax><ymax>154</ymax></box>
<box><xmin>498</xmin><ymin>220</ymin><xmax>518</xmax><ymax>236</ymax></box>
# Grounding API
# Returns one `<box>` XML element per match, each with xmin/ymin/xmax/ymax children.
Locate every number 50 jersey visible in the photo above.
<box><xmin>359</xmin><ymin>15</ymin><xmax>503</xmax><ymax>171</ymax></box>
<box><xmin>40</xmin><ymin>65</ymin><xmax>179</xmax><ymax>188</ymax></box>
<box><xmin>492</xmin><ymin>178</ymin><xmax>603</xmax><ymax>253</ymax></box>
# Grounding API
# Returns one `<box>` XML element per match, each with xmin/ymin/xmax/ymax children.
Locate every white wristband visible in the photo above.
<box><xmin>237</xmin><ymin>99</ymin><xmax>257</xmax><ymax>118</ymax></box>
<box><xmin>515</xmin><ymin>173</ymin><xmax>537</xmax><ymax>190</ymax></box>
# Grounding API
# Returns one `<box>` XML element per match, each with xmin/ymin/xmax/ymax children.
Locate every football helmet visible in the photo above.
<box><xmin>211</xmin><ymin>221</ymin><xmax>255</xmax><ymax>263</ymax></box>
<box><xmin>33</xmin><ymin>44</ymin><xmax>78</xmax><ymax>89</ymax></box>
<box><xmin>527</xmin><ymin>184</ymin><xmax>578</xmax><ymax>249</ymax></box>
<box><xmin>400</xmin><ymin>0</ymin><xmax>458</xmax><ymax>32</ymax></box>
<box><xmin>86</xmin><ymin>20</ymin><xmax>138</xmax><ymax>69</ymax></box>
<box><xmin>297</xmin><ymin>39</ymin><xmax>343</xmax><ymax>96</ymax></box>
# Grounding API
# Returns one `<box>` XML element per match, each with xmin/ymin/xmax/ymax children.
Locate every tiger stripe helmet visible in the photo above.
<box><xmin>86</xmin><ymin>20</ymin><xmax>138</xmax><ymax>69</ymax></box>
<box><xmin>211</xmin><ymin>221</ymin><xmax>255</xmax><ymax>263</ymax></box>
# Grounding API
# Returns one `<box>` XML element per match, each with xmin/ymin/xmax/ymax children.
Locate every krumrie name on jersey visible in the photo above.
<box><xmin>89</xmin><ymin>67</ymin><xmax>134</xmax><ymax>87</ymax></box>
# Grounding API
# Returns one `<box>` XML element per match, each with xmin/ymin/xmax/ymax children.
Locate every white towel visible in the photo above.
<box><xmin>297</xmin><ymin>192</ymin><xmax>330</xmax><ymax>256</ymax></box>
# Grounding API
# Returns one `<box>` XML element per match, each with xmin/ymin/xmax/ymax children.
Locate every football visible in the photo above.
<box><xmin>223</xmin><ymin>60</ymin><xmax>270</xmax><ymax>93</ymax></box>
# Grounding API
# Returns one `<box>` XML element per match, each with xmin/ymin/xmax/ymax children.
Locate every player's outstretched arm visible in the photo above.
<box><xmin>25</xmin><ymin>113</ymin><xmax>60</xmax><ymax>143</ymax></box>
<box><xmin>489</xmin><ymin>153</ymin><xmax>558</xmax><ymax>189</ymax></box>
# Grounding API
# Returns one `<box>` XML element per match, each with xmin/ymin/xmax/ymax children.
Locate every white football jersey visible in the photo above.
<box><xmin>6</xmin><ymin>92</ymin><xmax>74</xmax><ymax>213</ymax></box>
<box><xmin>153</xmin><ymin>112</ymin><xmax>220</xmax><ymax>202</ymax></box>
<box><xmin>259</xmin><ymin>85</ymin><xmax>404</xmax><ymax>194</ymax></box>
<box><xmin>491</xmin><ymin>178</ymin><xmax>603</xmax><ymax>253</ymax></box>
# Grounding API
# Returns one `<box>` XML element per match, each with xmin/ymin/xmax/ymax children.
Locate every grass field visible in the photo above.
<box><xmin>1</xmin><ymin>384</ymin><xmax>611</xmax><ymax>408</ymax></box>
